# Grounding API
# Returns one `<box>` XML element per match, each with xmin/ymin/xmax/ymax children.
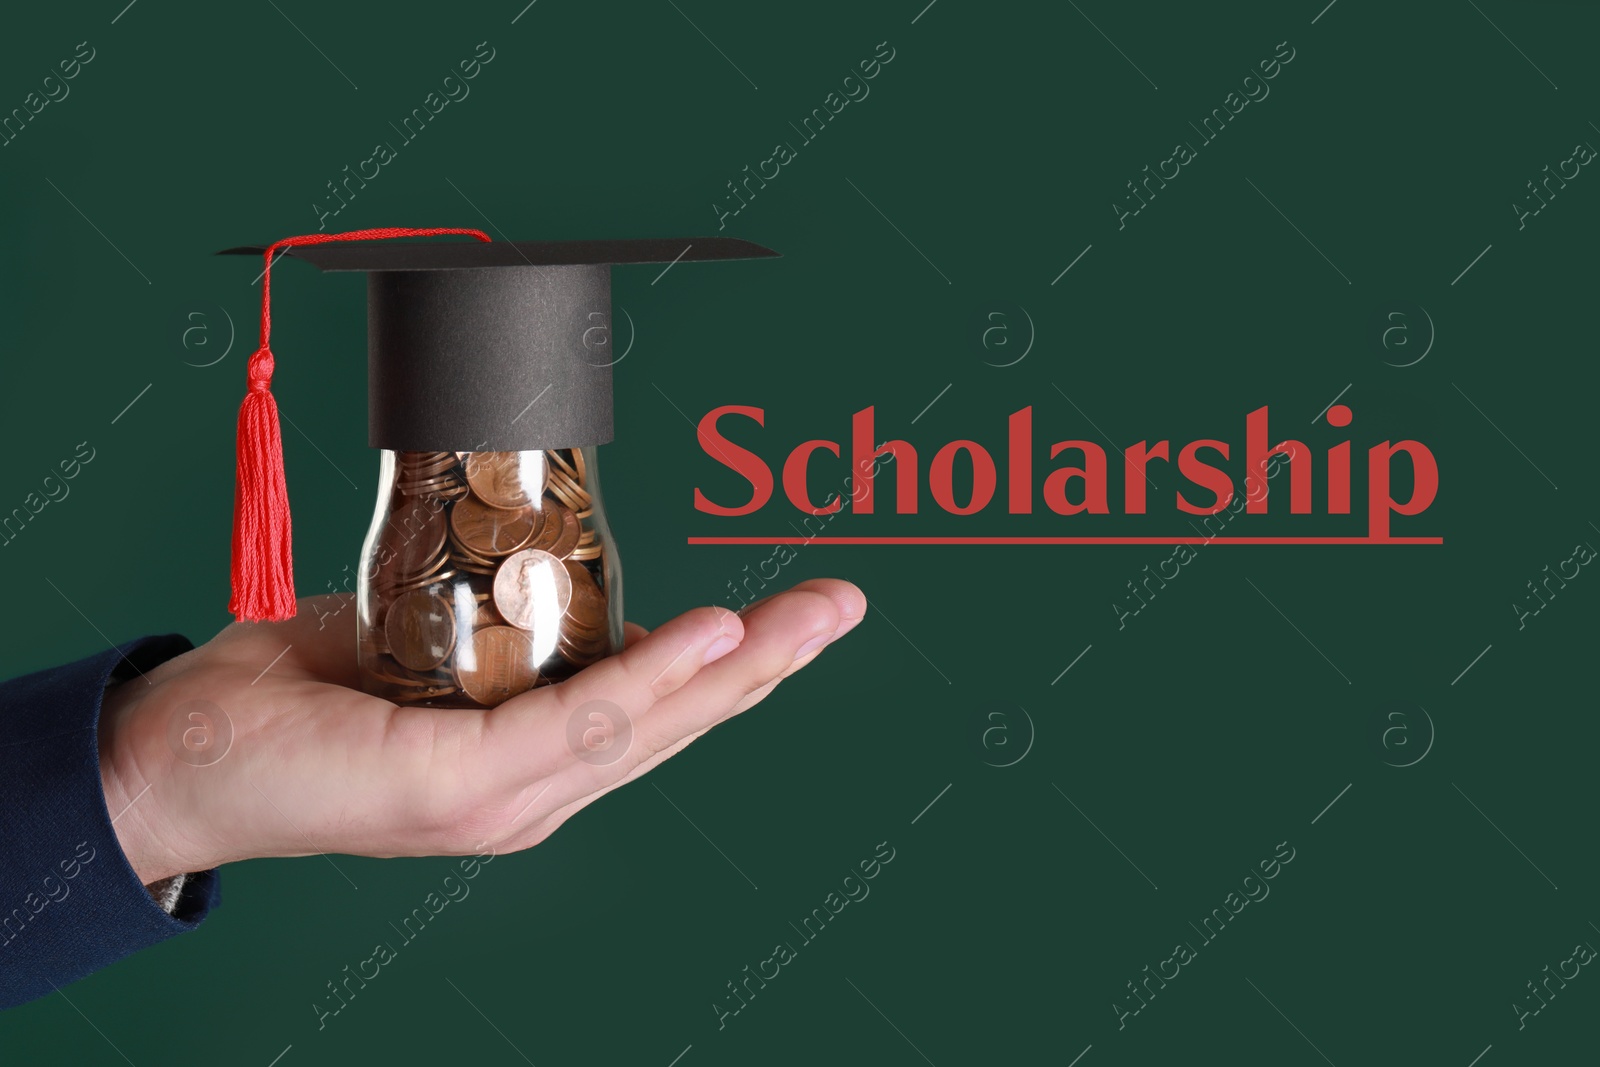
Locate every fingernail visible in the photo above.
<box><xmin>703</xmin><ymin>633</ymin><xmax>740</xmax><ymax>665</ymax></box>
<box><xmin>793</xmin><ymin>630</ymin><xmax>835</xmax><ymax>660</ymax></box>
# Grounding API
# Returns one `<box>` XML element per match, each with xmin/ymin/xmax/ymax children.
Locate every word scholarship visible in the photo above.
<box><xmin>692</xmin><ymin>403</ymin><xmax>1438</xmax><ymax>540</ymax></box>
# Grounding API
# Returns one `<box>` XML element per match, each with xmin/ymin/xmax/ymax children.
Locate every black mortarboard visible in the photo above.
<box><xmin>219</xmin><ymin>227</ymin><xmax>778</xmax><ymax>622</ymax></box>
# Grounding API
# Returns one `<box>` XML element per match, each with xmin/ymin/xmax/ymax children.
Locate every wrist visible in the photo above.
<box><xmin>99</xmin><ymin>680</ymin><xmax>198</xmax><ymax>885</ymax></box>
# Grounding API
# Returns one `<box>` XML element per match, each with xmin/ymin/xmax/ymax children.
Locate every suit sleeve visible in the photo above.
<box><xmin>0</xmin><ymin>636</ymin><xmax>221</xmax><ymax>1010</ymax></box>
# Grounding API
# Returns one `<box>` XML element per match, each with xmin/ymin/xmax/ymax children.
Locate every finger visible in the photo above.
<box><xmin>619</xmin><ymin>588</ymin><xmax>844</xmax><ymax>765</ymax></box>
<box><xmin>512</xmin><ymin>586</ymin><xmax>865</xmax><ymax>845</ymax></box>
<box><xmin>699</xmin><ymin>578</ymin><xmax>866</xmax><ymax>716</ymax></box>
<box><xmin>750</xmin><ymin>578</ymin><xmax>865</xmax><ymax>636</ymax></box>
<box><xmin>730</xmin><ymin>590</ymin><xmax>865</xmax><ymax>712</ymax></box>
<box><xmin>623</xmin><ymin>622</ymin><xmax>649</xmax><ymax>649</ymax></box>
<box><xmin>478</xmin><ymin>604</ymin><xmax>742</xmax><ymax>785</ymax></box>
<box><xmin>487</xmin><ymin>583</ymin><xmax>863</xmax><ymax>851</ymax></box>
<box><xmin>501</xmin><ymin>723</ymin><xmax>713</xmax><ymax>851</ymax></box>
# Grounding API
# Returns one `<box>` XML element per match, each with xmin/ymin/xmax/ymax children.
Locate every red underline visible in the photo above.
<box><xmin>688</xmin><ymin>536</ymin><xmax>1444</xmax><ymax>545</ymax></box>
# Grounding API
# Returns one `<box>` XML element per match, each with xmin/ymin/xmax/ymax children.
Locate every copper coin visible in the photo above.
<box><xmin>398</xmin><ymin>450</ymin><xmax>458</xmax><ymax>476</ymax></box>
<box><xmin>447</xmin><ymin>526</ymin><xmax>499</xmax><ymax>566</ymax></box>
<box><xmin>399</xmin><ymin>473</ymin><xmax>465</xmax><ymax>498</ymax></box>
<box><xmin>396</xmin><ymin>570</ymin><xmax>459</xmax><ymax>598</ymax></box>
<box><xmin>560</xmin><ymin>618</ymin><xmax>608</xmax><ymax>644</ymax></box>
<box><xmin>545</xmin><ymin>449</ymin><xmax>579</xmax><ymax>480</ymax></box>
<box><xmin>546</xmin><ymin>473</ymin><xmax>587</xmax><ymax>514</ymax></box>
<box><xmin>360</xmin><ymin>623</ymin><xmax>391</xmax><ymax>655</ymax></box>
<box><xmin>454</xmin><ymin>626</ymin><xmax>539</xmax><ymax>707</ymax></box>
<box><xmin>493</xmin><ymin>548</ymin><xmax>573</xmax><ymax>632</ymax></box>
<box><xmin>465</xmin><ymin>451</ymin><xmax>546</xmax><ymax>510</ymax></box>
<box><xmin>563</xmin><ymin>560</ymin><xmax>607</xmax><ymax>629</ymax></box>
<box><xmin>367</xmin><ymin>656</ymin><xmax>440</xmax><ymax>688</ymax></box>
<box><xmin>524</xmin><ymin>504</ymin><xmax>564</xmax><ymax>552</ymax></box>
<box><xmin>558</xmin><ymin>632</ymin><xmax>611</xmax><ymax>667</ymax></box>
<box><xmin>548</xmin><ymin>506</ymin><xmax>581</xmax><ymax>559</ymax></box>
<box><xmin>383</xmin><ymin>590</ymin><xmax>457</xmax><ymax>671</ymax></box>
<box><xmin>376</xmin><ymin>498</ymin><xmax>450</xmax><ymax>580</ymax></box>
<box><xmin>450</xmin><ymin>496</ymin><xmax>538</xmax><ymax>557</ymax></box>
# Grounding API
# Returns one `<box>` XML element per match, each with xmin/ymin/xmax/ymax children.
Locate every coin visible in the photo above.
<box><xmin>548</xmin><ymin>505</ymin><xmax>581</xmax><ymax>559</ymax></box>
<box><xmin>395</xmin><ymin>568</ymin><xmax>459</xmax><ymax>596</ymax></box>
<box><xmin>558</xmin><ymin>629</ymin><xmax>610</xmax><ymax>667</ymax></box>
<box><xmin>400</xmin><ymin>474</ymin><xmax>466</xmax><ymax>499</ymax></box>
<box><xmin>447</xmin><ymin>525</ymin><xmax>500</xmax><ymax>566</ymax></box>
<box><xmin>368</xmin><ymin>655</ymin><xmax>444</xmax><ymax>688</ymax></box>
<box><xmin>362</xmin><ymin>447</ymin><xmax>619</xmax><ymax>708</ymax></box>
<box><xmin>546</xmin><ymin>449</ymin><xmax>579</xmax><ymax>480</ymax></box>
<box><xmin>466</xmin><ymin>451</ymin><xmax>546</xmax><ymax>510</ymax></box>
<box><xmin>546</xmin><ymin>473</ymin><xmax>586</xmax><ymax>514</ymax></box>
<box><xmin>523</xmin><ymin>504</ymin><xmax>559</xmax><ymax>552</ymax></box>
<box><xmin>493</xmin><ymin>548</ymin><xmax>573</xmax><ymax>632</ymax></box>
<box><xmin>455</xmin><ymin>625</ymin><xmax>539</xmax><ymax>707</ymax></box>
<box><xmin>376</xmin><ymin>498</ymin><xmax>449</xmax><ymax>581</ymax></box>
<box><xmin>474</xmin><ymin>599</ymin><xmax>506</xmax><ymax>628</ymax></box>
<box><xmin>382</xmin><ymin>590</ymin><xmax>454</xmax><ymax>668</ymax></box>
<box><xmin>399</xmin><ymin>450</ymin><xmax>459</xmax><ymax>475</ymax></box>
<box><xmin>563</xmin><ymin>559</ymin><xmax>607</xmax><ymax>632</ymax></box>
<box><xmin>384</xmin><ymin>589</ymin><xmax>458</xmax><ymax>671</ymax></box>
<box><xmin>450</xmin><ymin>496</ymin><xmax>538</xmax><ymax>557</ymax></box>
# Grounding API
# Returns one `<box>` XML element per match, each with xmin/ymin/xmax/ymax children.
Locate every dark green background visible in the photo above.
<box><xmin>3</xmin><ymin>1</ymin><xmax>1596</xmax><ymax>1063</ymax></box>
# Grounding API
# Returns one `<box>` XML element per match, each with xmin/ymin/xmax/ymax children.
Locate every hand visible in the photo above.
<box><xmin>98</xmin><ymin>579</ymin><xmax>864</xmax><ymax>884</ymax></box>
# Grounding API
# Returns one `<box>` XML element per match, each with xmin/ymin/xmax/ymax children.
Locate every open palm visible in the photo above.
<box><xmin>98</xmin><ymin>579</ymin><xmax>863</xmax><ymax>884</ymax></box>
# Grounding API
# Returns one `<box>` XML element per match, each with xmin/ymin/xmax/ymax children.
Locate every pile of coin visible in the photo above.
<box><xmin>359</xmin><ymin>449</ymin><xmax>615</xmax><ymax>708</ymax></box>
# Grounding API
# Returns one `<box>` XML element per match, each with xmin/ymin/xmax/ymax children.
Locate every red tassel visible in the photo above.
<box><xmin>229</xmin><ymin>227</ymin><xmax>491</xmax><ymax>622</ymax></box>
<box><xmin>229</xmin><ymin>347</ymin><xmax>296</xmax><ymax>621</ymax></box>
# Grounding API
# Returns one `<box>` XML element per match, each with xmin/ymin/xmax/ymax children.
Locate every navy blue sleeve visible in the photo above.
<box><xmin>0</xmin><ymin>636</ymin><xmax>222</xmax><ymax>1010</ymax></box>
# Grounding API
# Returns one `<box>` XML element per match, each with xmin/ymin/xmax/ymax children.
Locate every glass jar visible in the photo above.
<box><xmin>357</xmin><ymin>448</ymin><xmax>622</xmax><ymax>708</ymax></box>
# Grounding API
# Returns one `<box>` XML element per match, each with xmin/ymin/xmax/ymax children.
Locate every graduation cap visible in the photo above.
<box><xmin>221</xmin><ymin>227</ymin><xmax>778</xmax><ymax>623</ymax></box>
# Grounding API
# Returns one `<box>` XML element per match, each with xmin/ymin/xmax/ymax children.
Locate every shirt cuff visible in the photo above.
<box><xmin>145</xmin><ymin>873</ymin><xmax>189</xmax><ymax>914</ymax></box>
